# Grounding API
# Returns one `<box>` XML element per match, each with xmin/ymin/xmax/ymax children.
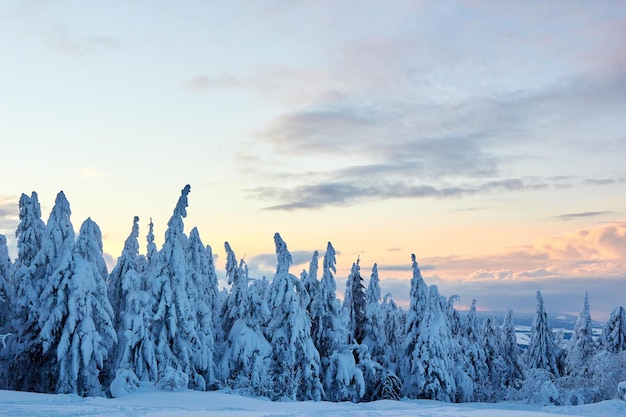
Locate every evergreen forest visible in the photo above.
<box><xmin>0</xmin><ymin>185</ymin><xmax>625</xmax><ymax>405</ymax></box>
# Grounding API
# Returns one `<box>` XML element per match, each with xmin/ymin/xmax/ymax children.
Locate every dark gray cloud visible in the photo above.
<box><xmin>253</xmin><ymin>177</ymin><xmax>548</xmax><ymax>211</ymax></box>
<box><xmin>0</xmin><ymin>198</ymin><xmax>19</xmax><ymax>233</ymax></box>
<box><xmin>0</xmin><ymin>197</ymin><xmax>19</xmax><ymax>259</ymax></box>
<box><xmin>555</xmin><ymin>211</ymin><xmax>615</xmax><ymax>221</ymax></box>
<box><xmin>245</xmin><ymin>65</ymin><xmax>626</xmax><ymax>210</ymax></box>
<box><xmin>584</xmin><ymin>179</ymin><xmax>616</xmax><ymax>186</ymax></box>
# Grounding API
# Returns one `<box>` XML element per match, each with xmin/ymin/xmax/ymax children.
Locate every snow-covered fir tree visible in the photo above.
<box><xmin>500</xmin><ymin>309</ymin><xmax>524</xmax><ymax>390</ymax></box>
<box><xmin>343</xmin><ymin>258</ymin><xmax>367</xmax><ymax>344</ymax></box>
<box><xmin>481</xmin><ymin>312</ymin><xmax>507</xmax><ymax>402</ymax></box>
<box><xmin>150</xmin><ymin>185</ymin><xmax>199</xmax><ymax>390</ymax></box>
<box><xmin>203</xmin><ymin>244</ymin><xmax>222</xmax><ymax>339</ymax></box>
<box><xmin>185</xmin><ymin>227</ymin><xmax>218</xmax><ymax>389</ymax></box>
<box><xmin>310</xmin><ymin>242</ymin><xmax>364</xmax><ymax>402</ymax></box>
<box><xmin>108</xmin><ymin>217</ymin><xmax>142</xmax><ymax>377</ymax></box>
<box><xmin>38</xmin><ymin>217</ymin><xmax>116</xmax><ymax>396</ymax></box>
<box><xmin>0</xmin><ymin>233</ymin><xmax>12</xmax><ymax>387</ymax></box>
<box><xmin>108</xmin><ymin>217</ymin><xmax>141</xmax><ymax>337</ymax></box>
<box><xmin>459</xmin><ymin>300</ymin><xmax>488</xmax><ymax>401</ymax></box>
<box><xmin>526</xmin><ymin>291</ymin><xmax>560</xmax><ymax>377</ymax></box>
<box><xmin>379</xmin><ymin>293</ymin><xmax>404</xmax><ymax>375</ymax></box>
<box><xmin>112</xmin><ymin>217</ymin><xmax>157</xmax><ymax>387</ymax></box>
<box><xmin>310</xmin><ymin>243</ymin><xmax>341</xmax><ymax>375</ymax></box>
<box><xmin>11</xmin><ymin>193</ymin><xmax>46</xmax><ymax>324</ymax></box>
<box><xmin>145</xmin><ymin>218</ymin><xmax>158</xmax><ymax>269</ymax></box>
<box><xmin>6</xmin><ymin>187</ymin><xmax>626</xmax><ymax>404</ymax></box>
<box><xmin>566</xmin><ymin>291</ymin><xmax>596</xmax><ymax>377</ymax></box>
<box><xmin>409</xmin><ymin>285</ymin><xmax>457</xmax><ymax>401</ymax></box>
<box><xmin>401</xmin><ymin>254</ymin><xmax>429</xmax><ymax>395</ymax></box>
<box><xmin>219</xmin><ymin>244</ymin><xmax>272</xmax><ymax>396</ymax></box>
<box><xmin>446</xmin><ymin>295</ymin><xmax>462</xmax><ymax>339</ymax></box>
<box><xmin>300</xmin><ymin>250</ymin><xmax>320</xmax><ymax>315</ymax></box>
<box><xmin>8</xmin><ymin>192</ymin><xmax>47</xmax><ymax>390</ymax></box>
<box><xmin>362</xmin><ymin>263</ymin><xmax>385</xmax><ymax>367</ymax></box>
<box><xmin>600</xmin><ymin>305</ymin><xmax>626</xmax><ymax>354</ymax></box>
<box><xmin>0</xmin><ymin>234</ymin><xmax>11</xmax><ymax>332</ymax></box>
<box><xmin>443</xmin><ymin>294</ymin><xmax>475</xmax><ymax>402</ymax></box>
<box><xmin>30</xmin><ymin>191</ymin><xmax>77</xmax><ymax>393</ymax></box>
<box><xmin>219</xmin><ymin>241</ymin><xmax>250</xmax><ymax>347</ymax></box>
<box><xmin>266</xmin><ymin>233</ymin><xmax>323</xmax><ymax>401</ymax></box>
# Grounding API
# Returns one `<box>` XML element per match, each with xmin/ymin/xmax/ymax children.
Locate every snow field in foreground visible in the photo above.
<box><xmin>1</xmin><ymin>389</ymin><xmax>625</xmax><ymax>417</ymax></box>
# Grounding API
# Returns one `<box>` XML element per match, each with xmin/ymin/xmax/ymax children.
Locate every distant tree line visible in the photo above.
<box><xmin>0</xmin><ymin>185</ymin><xmax>624</xmax><ymax>404</ymax></box>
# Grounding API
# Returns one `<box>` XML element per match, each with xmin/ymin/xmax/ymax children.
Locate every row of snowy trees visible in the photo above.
<box><xmin>0</xmin><ymin>186</ymin><xmax>625</xmax><ymax>403</ymax></box>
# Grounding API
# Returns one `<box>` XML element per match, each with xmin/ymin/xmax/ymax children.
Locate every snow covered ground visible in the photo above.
<box><xmin>1</xmin><ymin>388</ymin><xmax>625</xmax><ymax>417</ymax></box>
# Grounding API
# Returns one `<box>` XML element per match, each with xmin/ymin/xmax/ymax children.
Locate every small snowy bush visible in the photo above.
<box><xmin>378</xmin><ymin>370</ymin><xmax>402</xmax><ymax>400</ymax></box>
<box><xmin>540</xmin><ymin>380</ymin><xmax>560</xmax><ymax>405</ymax></box>
<box><xmin>618</xmin><ymin>381</ymin><xmax>626</xmax><ymax>401</ymax></box>
<box><xmin>110</xmin><ymin>369</ymin><xmax>140</xmax><ymax>398</ymax></box>
<box><xmin>156</xmin><ymin>366</ymin><xmax>189</xmax><ymax>391</ymax></box>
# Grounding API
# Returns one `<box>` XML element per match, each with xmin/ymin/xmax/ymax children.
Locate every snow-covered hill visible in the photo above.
<box><xmin>0</xmin><ymin>388</ymin><xmax>625</xmax><ymax>417</ymax></box>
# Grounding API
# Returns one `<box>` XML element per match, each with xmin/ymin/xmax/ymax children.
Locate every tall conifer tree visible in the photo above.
<box><xmin>343</xmin><ymin>258</ymin><xmax>367</xmax><ymax>344</ymax></box>
<box><xmin>113</xmin><ymin>217</ymin><xmax>157</xmax><ymax>385</ymax></box>
<box><xmin>267</xmin><ymin>233</ymin><xmax>323</xmax><ymax>401</ymax></box>
<box><xmin>34</xmin><ymin>191</ymin><xmax>76</xmax><ymax>393</ymax></box>
<box><xmin>600</xmin><ymin>306</ymin><xmax>626</xmax><ymax>354</ymax></box>
<box><xmin>566</xmin><ymin>291</ymin><xmax>596</xmax><ymax>376</ymax></box>
<box><xmin>151</xmin><ymin>185</ymin><xmax>199</xmax><ymax>390</ymax></box>
<box><xmin>44</xmin><ymin>218</ymin><xmax>116</xmax><ymax>396</ymax></box>
<box><xmin>402</xmin><ymin>254</ymin><xmax>429</xmax><ymax>395</ymax></box>
<box><xmin>526</xmin><ymin>291</ymin><xmax>560</xmax><ymax>377</ymax></box>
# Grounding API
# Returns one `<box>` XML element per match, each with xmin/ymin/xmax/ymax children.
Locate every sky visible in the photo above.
<box><xmin>1</xmin><ymin>0</ymin><xmax>625</xmax><ymax>320</ymax></box>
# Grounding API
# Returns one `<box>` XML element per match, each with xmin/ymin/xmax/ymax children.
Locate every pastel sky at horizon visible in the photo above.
<box><xmin>1</xmin><ymin>0</ymin><xmax>625</xmax><ymax>320</ymax></box>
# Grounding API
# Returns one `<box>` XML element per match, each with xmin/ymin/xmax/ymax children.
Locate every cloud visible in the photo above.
<box><xmin>223</xmin><ymin>2</ymin><xmax>626</xmax><ymax>211</ymax></box>
<box><xmin>325</xmin><ymin>220</ymin><xmax>626</xmax><ymax>317</ymax></box>
<box><xmin>248</xmin><ymin>249</ymin><xmax>319</xmax><ymax>273</ymax></box>
<box><xmin>183</xmin><ymin>75</ymin><xmax>243</xmax><ymax>91</ymax></box>
<box><xmin>555</xmin><ymin>211</ymin><xmax>615</xmax><ymax>221</ymax></box>
<box><xmin>252</xmin><ymin>177</ymin><xmax>548</xmax><ymax>210</ymax></box>
<box><xmin>418</xmin><ymin>221</ymin><xmax>626</xmax><ymax>282</ymax></box>
<box><xmin>0</xmin><ymin>197</ymin><xmax>19</xmax><ymax>258</ymax></box>
<box><xmin>584</xmin><ymin>179</ymin><xmax>617</xmax><ymax>186</ymax></box>
<box><xmin>428</xmin><ymin>273</ymin><xmax>625</xmax><ymax>319</ymax></box>
<box><xmin>0</xmin><ymin>197</ymin><xmax>18</xmax><ymax>225</ymax></box>
<box><xmin>534</xmin><ymin>221</ymin><xmax>626</xmax><ymax>264</ymax></box>
<box><xmin>409</xmin><ymin>220</ymin><xmax>626</xmax><ymax>316</ymax></box>
<box><xmin>244</xmin><ymin>63</ymin><xmax>626</xmax><ymax>209</ymax></box>
<box><xmin>103</xmin><ymin>252</ymin><xmax>116</xmax><ymax>273</ymax></box>
<box><xmin>80</xmin><ymin>166</ymin><xmax>105</xmax><ymax>178</ymax></box>
<box><xmin>183</xmin><ymin>67</ymin><xmax>341</xmax><ymax>106</ymax></box>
